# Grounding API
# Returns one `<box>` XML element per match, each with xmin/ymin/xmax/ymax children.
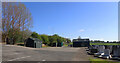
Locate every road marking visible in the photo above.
<box><xmin>8</xmin><ymin>53</ymin><xmax>21</xmax><ymax>55</ymax></box>
<box><xmin>42</xmin><ymin>59</ymin><xmax>46</xmax><ymax>61</ymax></box>
<box><xmin>8</xmin><ymin>56</ymin><xmax>31</xmax><ymax>61</ymax></box>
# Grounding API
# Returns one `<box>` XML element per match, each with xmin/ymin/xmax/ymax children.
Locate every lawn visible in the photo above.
<box><xmin>90</xmin><ymin>58</ymin><xmax>120</xmax><ymax>63</ymax></box>
<box><xmin>64</xmin><ymin>42</ymin><xmax>73</xmax><ymax>46</ymax></box>
<box><xmin>64</xmin><ymin>44</ymin><xmax>68</xmax><ymax>46</ymax></box>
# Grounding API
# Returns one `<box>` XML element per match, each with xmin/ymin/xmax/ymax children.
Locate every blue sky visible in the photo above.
<box><xmin>24</xmin><ymin>2</ymin><xmax>118</xmax><ymax>41</ymax></box>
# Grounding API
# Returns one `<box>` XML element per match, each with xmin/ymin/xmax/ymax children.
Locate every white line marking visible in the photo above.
<box><xmin>8</xmin><ymin>53</ymin><xmax>21</xmax><ymax>55</ymax></box>
<box><xmin>8</xmin><ymin>56</ymin><xmax>31</xmax><ymax>61</ymax></box>
<box><xmin>42</xmin><ymin>59</ymin><xmax>46</xmax><ymax>61</ymax></box>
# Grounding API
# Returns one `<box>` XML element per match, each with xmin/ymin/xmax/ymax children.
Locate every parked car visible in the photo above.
<box><xmin>94</xmin><ymin>52</ymin><xmax>104</xmax><ymax>57</ymax></box>
<box><xmin>88</xmin><ymin>49</ymin><xmax>98</xmax><ymax>55</ymax></box>
<box><xmin>68</xmin><ymin>45</ymin><xmax>72</xmax><ymax>47</ymax></box>
<box><xmin>102</xmin><ymin>55</ymin><xmax>112</xmax><ymax>59</ymax></box>
<box><xmin>111</xmin><ymin>56</ymin><xmax>119</xmax><ymax>60</ymax></box>
<box><xmin>101</xmin><ymin>49</ymin><xmax>111</xmax><ymax>59</ymax></box>
<box><xmin>86</xmin><ymin>49</ymin><xmax>89</xmax><ymax>51</ymax></box>
<box><xmin>118</xmin><ymin>57</ymin><xmax>120</xmax><ymax>61</ymax></box>
<box><xmin>98</xmin><ymin>54</ymin><xmax>103</xmax><ymax>58</ymax></box>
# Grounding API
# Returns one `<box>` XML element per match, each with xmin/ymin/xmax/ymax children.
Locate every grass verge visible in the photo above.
<box><xmin>90</xmin><ymin>43</ymin><xmax>120</xmax><ymax>45</ymax></box>
<box><xmin>90</xmin><ymin>58</ymin><xmax>120</xmax><ymax>63</ymax></box>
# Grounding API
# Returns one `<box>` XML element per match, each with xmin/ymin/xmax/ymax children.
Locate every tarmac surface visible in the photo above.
<box><xmin>2</xmin><ymin>44</ymin><xmax>90</xmax><ymax>62</ymax></box>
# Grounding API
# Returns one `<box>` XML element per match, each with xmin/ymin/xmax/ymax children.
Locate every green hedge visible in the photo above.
<box><xmin>90</xmin><ymin>43</ymin><xmax>120</xmax><ymax>45</ymax></box>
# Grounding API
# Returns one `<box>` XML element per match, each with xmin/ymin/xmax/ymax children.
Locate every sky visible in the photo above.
<box><xmin>24</xmin><ymin>2</ymin><xmax>118</xmax><ymax>41</ymax></box>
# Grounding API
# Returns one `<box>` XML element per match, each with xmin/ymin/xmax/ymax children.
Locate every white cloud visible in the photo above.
<box><xmin>90</xmin><ymin>38</ymin><xmax>104</xmax><ymax>41</ymax></box>
<box><xmin>79</xmin><ymin>29</ymin><xmax>85</xmax><ymax>32</ymax></box>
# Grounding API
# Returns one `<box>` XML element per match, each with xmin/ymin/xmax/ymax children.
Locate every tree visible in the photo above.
<box><xmin>57</xmin><ymin>37</ymin><xmax>63</xmax><ymax>43</ymax></box>
<box><xmin>66</xmin><ymin>38</ymin><xmax>71</xmax><ymax>43</ymax></box>
<box><xmin>30</xmin><ymin>32</ymin><xmax>42</xmax><ymax>42</ymax></box>
<box><xmin>31</xmin><ymin>32</ymin><xmax>39</xmax><ymax>38</ymax></box>
<box><xmin>48</xmin><ymin>35</ymin><xmax>57</xmax><ymax>46</ymax></box>
<box><xmin>40</xmin><ymin>34</ymin><xmax>49</xmax><ymax>45</ymax></box>
<box><xmin>22</xmin><ymin>29</ymin><xmax>32</xmax><ymax>41</ymax></box>
<box><xmin>38</xmin><ymin>35</ymin><xmax>42</xmax><ymax>41</ymax></box>
<box><xmin>62</xmin><ymin>38</ymin><xmax>66</xmax><ymax>43</ymax></box>
<box><xmin>2</xmin><ymin>2</ymin><xmax>33</xmax><ymax>44</ymax></box>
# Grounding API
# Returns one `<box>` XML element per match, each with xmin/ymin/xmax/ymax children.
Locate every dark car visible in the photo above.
<box><xmin>68</xmin><ymin>45</ymin><xmax>73</xmax><ymax>47</ymax></box>
<box><xmin>111</xmin><ymin>56</ymin><xmax>119</xmax><ymax>60</ymax></box>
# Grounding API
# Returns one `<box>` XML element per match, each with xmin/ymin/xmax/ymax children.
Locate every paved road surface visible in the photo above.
<box><xmin>2</xmin><ymin>44</ymin><xmax>90</xmax><ymax>62</ymax></box>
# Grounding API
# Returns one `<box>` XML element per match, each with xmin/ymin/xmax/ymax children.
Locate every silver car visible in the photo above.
<box><xmin>102</xmin><ymin>55</ymin><xmax>112</xmax><ymax>59</ymax></box>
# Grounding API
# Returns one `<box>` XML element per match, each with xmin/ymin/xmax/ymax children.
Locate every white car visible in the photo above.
<box><xmin>98</xmin><ymin>53</ymin><xmax>105</xmax><ymax>58</ymax></box>
<box><xmin>102</xmin><ymin>55</ymin><xmax>112</xmax><ymax>59</ymax></box>
<box><xmin>94</xmin><ymin>52</ymin><xmax>104</xmax><ymax>57</ymax></box>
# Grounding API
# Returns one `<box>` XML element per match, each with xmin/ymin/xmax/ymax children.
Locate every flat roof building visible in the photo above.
<box><xmin>73</xmin><ymin>37</ymin><xmax>90</xmax><ymax>47</ymax></box>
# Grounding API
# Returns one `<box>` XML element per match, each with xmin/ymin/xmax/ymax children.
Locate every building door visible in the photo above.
<box><xmin>36</xmin><ymin>42</ymin><xmax>41</xmax><ymax>48</ymax></box>
<box><xmin>34</xmin><ymin>43</ymin><xmax>36</xmax><ymax>48</ymax></box>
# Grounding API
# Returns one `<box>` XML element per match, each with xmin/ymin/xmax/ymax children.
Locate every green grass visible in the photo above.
<box><xmin>64</xmin><ymin>44</ymin><xmax>68</xmax><ymax>46</ymax></box>
<box><xmin>16</xmin><ymin>42</ymin><xmax>24</xmax><ymax>44</ymax></box>
<box><xmin>69</xmin><ymin>42</ymin><xmax>73</xmax><ymax>45</ymax></box>
<box><xmin>16</xmin><ymin>42</ymin><xmax>24</xmax><ymax>46</ymax></box>
<box><xmin>90</xmin><ymin>43</ymin><xmax>120</xmax><ymax>45</ymax></box>
<box><xmin>64</xmin><ymin>42</ymin><xmax>73</xmax><ymax>46</ymax></box>
<box><xmin>90</xmin><ymin>58</ymin><xmax>120</xmax><ymax>63</ymax></box>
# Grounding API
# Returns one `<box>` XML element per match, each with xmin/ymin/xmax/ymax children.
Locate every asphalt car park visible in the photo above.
<box><xmin>2</xmin><ymin>44</ymin><xmax>90</xmax><ymax>61</ymax></box>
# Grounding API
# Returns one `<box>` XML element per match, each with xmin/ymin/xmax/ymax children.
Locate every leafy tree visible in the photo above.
<box><xmin>30</xmin><ymin>32</ymin><xmax>43</xmax><ymax>41</ymax></box>
<box><xmin>31</xmin><ymin>32</ymin><xmax>39</xmax><ymax>38</ymax></box>
<box><xmin>40</xmin><ymin>34</ymin><xmax>49</xmax><ymax>45</ymax></box>
<box><xmin>66</xmin><ymin>38</ymin><xmax>71</xmax><ymax>43</ymax></box>
<box><xmin>2</xmin><ymin>2</ymin><xmax>33</xmax><ymax>44</ymax></box>
<box><xmin>62</xmin><ymin>38</ymin><xmax>66</xmax><ymax>43</ymax></box>
<box><xmin>57</xmin><ymin>37</ymin><xmax>62</xmax><ymax>43</ymax></box>
<box><xmin>53</xmin><ymin>34</ymin><xmax>59</xmax><ymax>36</ymax></box>
<box><xmin>38</xmin><ymin>35</ymin><xmax>42</xmax><ymax>41</ymax></box>
<box><xmin>52</xmin><ymin>34</ymin><xmax>63</xmax><ymax>43</ymax></box>
<box><xmin>48</xmin><ymin>36</ymin><xmax>57</xmax><ymax>46</ymax></box>
<box><xmin>7</xmin><ymin>28</ymin><xmax>22</xmax><ymax>44</ymax></box>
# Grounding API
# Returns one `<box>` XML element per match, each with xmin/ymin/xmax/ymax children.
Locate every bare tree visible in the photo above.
<box><xmin>2</xmin><ymin>2</ymin><xmax>33</xmax><ymax>44</ymax></box>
